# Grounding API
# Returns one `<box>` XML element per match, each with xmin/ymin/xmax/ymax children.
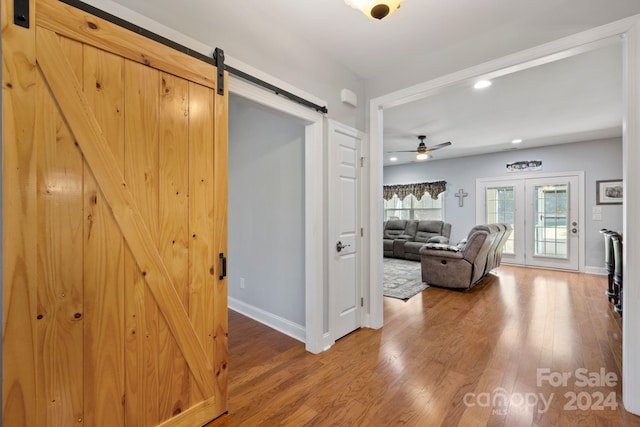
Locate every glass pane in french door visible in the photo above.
<box><xmin>533</xmin><ymin>184</ymin><xmax>568</xmax><ymax>258</ymax></box>
<box><xmin>486</xmin><ymin>187</ymin><xmax>515</xmax><ymax>254</ymax></box>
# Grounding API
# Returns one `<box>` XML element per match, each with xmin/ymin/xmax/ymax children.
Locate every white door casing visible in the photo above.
<box><xmin>328</xmin><ymin>120</ymin><xmax>364</xmax><ymax>341</ymax></box>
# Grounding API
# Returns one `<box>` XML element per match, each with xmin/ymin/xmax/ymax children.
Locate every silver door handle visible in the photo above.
<box><xmin>336</xmin><ymin>241</ymin><xmax>351</xmax><ymax>252</ymax></box>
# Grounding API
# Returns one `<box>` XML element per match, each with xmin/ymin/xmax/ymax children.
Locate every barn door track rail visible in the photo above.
<box><xmin>49</xmin><ymin>0</ymin><xmax>329</xmax><ymax>113</ymax></box>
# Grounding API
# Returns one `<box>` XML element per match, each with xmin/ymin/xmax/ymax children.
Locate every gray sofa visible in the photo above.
<box><xmin>383</xmin><ymin>219</ymin><xmax>452</xmax><ymax>261</ymax></box>
<box><xmin>419</xmin><ymin>223</ymin><xmax>512</xmax><ymax>290</ymax></box>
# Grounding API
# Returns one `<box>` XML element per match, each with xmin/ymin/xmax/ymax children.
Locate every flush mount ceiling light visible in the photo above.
<box><xmin>389</xmin><ymin>157</ymin><xmax>398</xmax><ymax>162</ymax></box>
<box><xmin>344</xmin><ymin>0</ymin><xmax>402</xmax><ymax>20</ymax></box>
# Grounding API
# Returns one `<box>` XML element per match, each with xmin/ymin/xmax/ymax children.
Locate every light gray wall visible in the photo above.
<box><xmin>101</xmin><ymin>0</ymin><xmax>365</xmax><ymax>130</ymax></box>
<box><xmin>384</xmin><ymin>138</ymin><xmax>623</xmax><ymax>270</ymax></box>
<box><xmin>228</xmin><ymin>94</ymin><xmax>306</xmax><ymax>326</ymax></box>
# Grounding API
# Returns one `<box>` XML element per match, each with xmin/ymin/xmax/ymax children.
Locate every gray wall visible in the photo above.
<box><xmin>228</xmin><ymin>94</ymin><xmax>306</xmax><ymax>326</ymax></box>
<box><xmin>384</xmin><ymin>138</ymin><xmax>623</xmax><ymax>270</ymax></box>
<box><xmin>102</xmin><ymin>0</ymin><xmax>365</xmax><ymax>130</ymax></box>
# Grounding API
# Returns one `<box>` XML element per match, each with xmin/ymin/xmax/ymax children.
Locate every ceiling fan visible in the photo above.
<box><xmin>388</xmin><ymin>135</ymin><xmax>452</xmax><ymax>160</ymax></box>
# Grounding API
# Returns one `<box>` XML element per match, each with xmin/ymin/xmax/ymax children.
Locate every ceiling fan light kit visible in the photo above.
<box><xmin>387</xmin><ymin>135</ymin><xmax>452</xmax><ymax>162</ymax></box>
<box><xmin>344</xmin><ymin>0</ymin><xmax>402</xmax><ymax>20</ymax></box>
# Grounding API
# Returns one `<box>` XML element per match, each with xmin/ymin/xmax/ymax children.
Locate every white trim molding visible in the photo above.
<box><xmin>228</xmin><ymin>298</ymin><xmax>305</xmax><ymax>343</ymax></box>
<box><xmin>622</xmin><ymin>19</ymin><xmax>640</xmax><ymax>416</ymax></box>
<box><xmin>584</xmin><ymin>266</ymin><xmax>608</xmax><ymax>276</ymax></box>
<box><xmin>370</xmin><ymin>14</ymin><xmax>640</xmax><ymax>416</ymax></box>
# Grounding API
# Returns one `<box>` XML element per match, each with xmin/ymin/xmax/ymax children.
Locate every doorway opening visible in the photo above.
<box><xmin>228</xmin><ymin>93</ymin><xmax>307</xmax><ymax>340</ymax></box>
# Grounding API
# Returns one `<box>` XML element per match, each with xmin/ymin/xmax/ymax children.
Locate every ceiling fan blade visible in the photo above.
<box><xmin>387</xmin><ymin>150</ymin><xmax>419</xmax><ymax>153</ymax></box>
<box><xmin>424</xmin><ymin>141</ymin><xmax>452</xmax><ymax>151</ymax></box>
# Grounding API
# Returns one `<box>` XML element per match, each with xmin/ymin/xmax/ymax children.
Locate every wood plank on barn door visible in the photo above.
<box><xmin>82</xmin><ymin>44</ymin><xmax>127</xmax><ymax>426</ymax></box>
<box><xmin>158</xmin><ymin>72</ymin><xmax>192</xmax><ymax>420</ymax></box>
<box><xmin>212</xmin><ymin>73</ymin><xmax>230</xmax><ymax>409</ymax></box>
<box><xmin>123</xmin><ymin>58</ymin><xmax>161</xmax><ymax>425</ymax></box>
<box><xmin>188</xmin><ymin>81</ymin><xmax>216</xmax><ymax>406</ymax></box>
<box><xmin>35</xmin><ymin>34</ymin><xmax>85</xmax><ymax>425</ymax></box>
<box><xmin>2</xmin><ymin>0</ymin><xmax>39</xmax><ymax>424</ymax></box>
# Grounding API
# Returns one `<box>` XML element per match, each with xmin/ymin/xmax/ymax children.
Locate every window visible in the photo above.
<box><xmin>533</xmin><ymin>184</ymin><xmax>568</xmax><ymax>258</ymax></box>
<box><xmin>384</xmin><ymin>193</ymin><xmax>444</xmax><ymax>221</ymax></box>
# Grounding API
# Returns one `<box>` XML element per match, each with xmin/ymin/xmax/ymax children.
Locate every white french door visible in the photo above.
<box><xmin>477</xmin><ymin>172</ymin><xmax>583</xmax><ymax>271</ymax></box>
<box><xmin>525</xmin><ymin>176</ymin><xmax>580</xmax><ymax>270</ymax></box>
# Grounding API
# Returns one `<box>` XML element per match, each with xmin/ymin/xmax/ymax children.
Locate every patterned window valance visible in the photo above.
<box><xmin>383</xmin><ymin>181</ymin><xmax>447</xmax><ymax>201</ymax></box>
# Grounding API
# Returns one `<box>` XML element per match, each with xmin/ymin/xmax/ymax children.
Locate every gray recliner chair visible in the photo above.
<box><xmin>419</xmin><ymin>223</ymin><xmax>511</xmax><ymax>290</ymax></box>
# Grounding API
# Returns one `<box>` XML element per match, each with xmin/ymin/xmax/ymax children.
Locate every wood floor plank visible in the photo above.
<box><xmin>208</xmin><ymin>266</ymin><xmax>640</xmax><ymax>427</ymax></box>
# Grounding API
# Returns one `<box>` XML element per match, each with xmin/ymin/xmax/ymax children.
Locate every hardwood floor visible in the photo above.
<box><xmin>208</xmin><ymin>266</ymin><xmax>640</xmax><ymax>426</ymax></box>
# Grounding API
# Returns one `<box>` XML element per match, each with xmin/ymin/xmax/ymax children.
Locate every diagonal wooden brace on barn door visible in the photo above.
<box><xmin>35</xmin><ymin>27</ymin><xmax>216</xmax><ymax>399</ymax></box>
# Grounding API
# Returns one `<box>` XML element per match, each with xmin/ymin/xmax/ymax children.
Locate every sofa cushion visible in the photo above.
<box><xmin>383</xmin><ymin>219</ymin><xmax>408</xmax><ymax>239</ymax></box>
<box><xmin>415</xmin><ymin>222</ymin><xmax>441</xmax><ymax>242</ymax></box>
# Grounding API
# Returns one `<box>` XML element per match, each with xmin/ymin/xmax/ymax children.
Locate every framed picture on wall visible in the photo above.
<box><xmin>596</xmin><ymin>179</ymin><xmax>623</xmax><ymax>205</ymax></box>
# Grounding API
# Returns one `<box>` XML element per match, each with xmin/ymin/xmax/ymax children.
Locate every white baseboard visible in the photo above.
<box><xmin>585</xmin><ymin>266</ymin><xmax>607</xmax><ymax>276</ymax></box>
<box><xmin>501</xmin><ymin>262</ymin><xmax>607</xmax><ymax>276</ymax></box>
<box><xmin>228</xmin><ymin>297</ymin><xmax>306</xmax><ymax>344</ymax></box>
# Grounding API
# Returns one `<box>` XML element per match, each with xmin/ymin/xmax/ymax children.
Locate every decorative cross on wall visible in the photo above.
<box><xmin>455</xmin><ymin>188</ymin><xmax>468</xmax><ymax>207</ymax></box>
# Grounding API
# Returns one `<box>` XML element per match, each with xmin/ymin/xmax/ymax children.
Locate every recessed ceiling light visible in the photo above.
<box><xmin>389</xmin><ymin>157</ymin><xmax>398</xmax><ymax>162</ymax></box>
<box><xmin>511</xmin><ymin>139</ymin><xmax>523</xmax><ymax>144</ymax></box>
<box><xmin>474</xmin><ymin>80</ymin><xmax>492</xmax><ymax>90</ymax></box>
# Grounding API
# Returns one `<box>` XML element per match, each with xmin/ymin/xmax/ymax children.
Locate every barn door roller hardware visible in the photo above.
<box><xmin>213</xmin><ymin>47</ymin><xmax>328</xmax><ymax>114</ymax></box>
<box><xmin>14</xmin><ymin>0</ymin><xmax>30</xmax><ymax>28</ymax></box>
<box><xmin>213</xmin><ymin>48</ymin><xmax>225</xmax><ymax>96</ymax></box>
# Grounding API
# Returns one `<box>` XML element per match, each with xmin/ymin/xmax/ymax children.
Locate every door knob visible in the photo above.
<box><xmin>336</xmin><ymin>241</ymin><xmax>351</xmax><ymax>252</ymax></box>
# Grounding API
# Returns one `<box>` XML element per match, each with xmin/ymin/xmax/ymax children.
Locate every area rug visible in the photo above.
<box><xmin>383</xmin><ymin>258</ymin><xmax>429</xmax><ymax>300</ymax></box>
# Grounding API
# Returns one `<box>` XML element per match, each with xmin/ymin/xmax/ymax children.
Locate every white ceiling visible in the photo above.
<box><xmin>224</xmin><ymin>0</ymin><xmax>640</xmax><ymax>81</ymax></box>
<box><xmin>383</xmin><ymin>40</ymin><xmax>624</xmax><ymax>165</ymax></box>
<box><xmin>111</xmin><ymin>0</ymin><xmax>640</xmax><ymax>163</ymax></box>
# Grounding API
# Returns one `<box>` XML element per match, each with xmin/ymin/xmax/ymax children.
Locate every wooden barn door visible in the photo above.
<box><xmin>2</xmin><ymin>0</ymin><xmax>228</xmax><ymax>426</ymax></box>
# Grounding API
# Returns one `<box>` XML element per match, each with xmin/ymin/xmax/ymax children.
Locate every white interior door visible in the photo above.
<box><xmin>328</xmin><ymin>120</ymin><xmax>363</xmax><ymax>341</ymax></box>
<box><xmin>477</xmin><ymin>173</ymin><xmax>582</xmax><ymax>271</ymax></box>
